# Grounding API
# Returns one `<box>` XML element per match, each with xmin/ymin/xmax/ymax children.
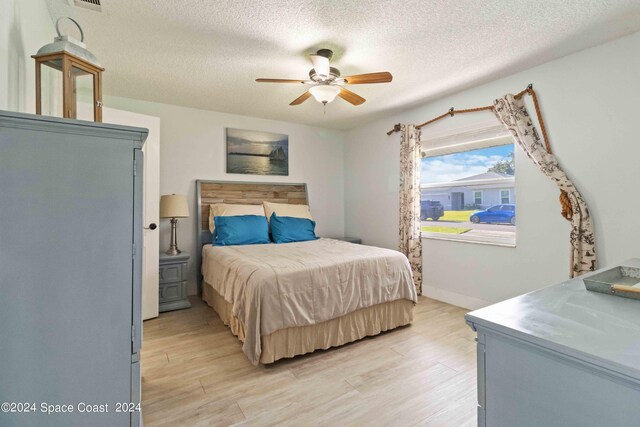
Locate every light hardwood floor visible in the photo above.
<box><xmin>141</xmin><ymin>296</ymin><xmax>478</xmax><ymax>426</ymax></box>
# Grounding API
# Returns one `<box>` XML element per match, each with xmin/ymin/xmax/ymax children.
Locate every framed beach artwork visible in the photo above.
<box><xmin>226</xmin><ymin>128</ymin><xmax>289</xmax><ymax>176</ymax></box>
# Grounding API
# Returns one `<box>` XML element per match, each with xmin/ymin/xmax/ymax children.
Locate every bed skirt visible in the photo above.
<box><xmin>202</xmin><ymin>281</ymin><xmax>415</xmax><ymax>364</ymax></box>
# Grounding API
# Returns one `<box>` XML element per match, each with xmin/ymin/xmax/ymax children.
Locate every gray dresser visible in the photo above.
<box><xmin>466</xmin><ymin>260</ymin><xmax>640</xmax><ymax>427</ymax></box>
<box><xmin>159</xmin><ymin>252</ymin><xmax>191</xmax><ymax>312</ymax></box>
<box><xmin>0</xmin><ymin>111</ymin><xmax>147</xmax><ymax>427</ymax></box>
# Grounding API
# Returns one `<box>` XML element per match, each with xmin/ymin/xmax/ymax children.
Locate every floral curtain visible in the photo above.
<box><xmin>399</xmin><ymin>124</ymin><xmax>423</xmax><ymax>294</ymax></box>
<box><xmin>494</xmin><ymin>94</ymin><xmax>596</xmax><ymax>277</ymax></box>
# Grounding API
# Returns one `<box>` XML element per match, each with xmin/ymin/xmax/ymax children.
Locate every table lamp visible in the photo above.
<box><xmin>160</xmin><ymin>194</ymin><xmax>189</xmax><ymax>255</ymax></box>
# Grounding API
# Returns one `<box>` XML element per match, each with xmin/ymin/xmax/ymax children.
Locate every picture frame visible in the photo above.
<box><xmin>226</xmin><ymin>128</ymin><xmax>289</xmax><ymax>176</ymax></box>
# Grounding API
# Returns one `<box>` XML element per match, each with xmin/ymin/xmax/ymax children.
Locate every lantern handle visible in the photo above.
<box><xmin>55</xmin><ymin>17</ymin><xmax>84</xmax><ymax>43</ymax></box>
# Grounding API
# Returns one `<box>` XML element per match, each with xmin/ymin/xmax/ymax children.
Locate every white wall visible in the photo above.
<box><xmin>104</xmin><ymin>96</ymin><xmax>345</xmax><ymax>294</ymax></box>
<box><xmin>345</xmin><ymin>31</ymin><xmax>640</xmax><ymax>309</ymax></box>
<box><xmin>0</xmin><ymin>0</ymin><xmax>54</xmax><ymax>112</ymax></box>
<box><xmin>4</xmin><ymin>0</ymin><xmax>637</xmax><ymax>309</ymax></box>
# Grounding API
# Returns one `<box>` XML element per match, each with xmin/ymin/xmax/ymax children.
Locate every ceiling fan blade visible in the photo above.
<box><xmin>290</xmin><ymin>91</ymin><xmax>312</xmax><ymax>106</ymax></box>
<box><xmin>309</xmin><ymin>54</ymin><xmax>330</xmax><ymax>77</ymax></box>
<box><xmin>343</xmin><ymin>72</ymin><xmax>393</xmax><ymax>84</ymax></box>
<box><xmin>338</xmin><ymin>87</ymin><xmax>366</xmax><ymax>106</ymax></box>
<box><xmin>256</xmin><ymin>78</ymin><xmax>307</xmax><ymax>83</ymax></box>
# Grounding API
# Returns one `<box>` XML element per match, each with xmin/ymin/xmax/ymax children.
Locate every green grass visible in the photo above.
<box><xmin>425</xmin><ymin>210</ymin><xmax>476</xmax><ymax>222</ymax></box>
<box><xmin>422</xmin><ymin>226</ymin><xmax>471</xmax><ymax>234</ymax></box>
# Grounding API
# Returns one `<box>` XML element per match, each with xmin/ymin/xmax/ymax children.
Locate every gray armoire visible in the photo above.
<box><xmin>0</xmin><ymin>111</ymin><xmax>147</xmax><ymax>427</ymax></box>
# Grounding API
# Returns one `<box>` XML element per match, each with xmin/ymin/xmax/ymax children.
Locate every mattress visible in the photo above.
<box><xmin>202</xmin><ymin>238</ymin><xmax>417</xmax><ymax>364</ymax></box>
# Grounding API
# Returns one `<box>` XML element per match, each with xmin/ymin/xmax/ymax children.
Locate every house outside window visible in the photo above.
<box><xmin>500</xmin><ymin>189</ymin><xmax>510</xmax><ymax>204</ymax></box>
<box><xmin>473</xmin><ymin>191</ymin><xmax>483</xmax><ymax>206</ymax></box>
<box><xmin>420</xmin><ymin>122</ymin><xmax>516</xmax><ymax>247</ymax></box>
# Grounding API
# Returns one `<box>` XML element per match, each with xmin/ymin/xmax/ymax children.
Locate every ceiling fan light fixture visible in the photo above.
<box><xmin>309</xmin><ymin>85</ymin><xmax>340</xmax><ymax>104</ymax></box>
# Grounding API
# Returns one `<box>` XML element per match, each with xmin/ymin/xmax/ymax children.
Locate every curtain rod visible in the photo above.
<box><xmin>386</xmin><ymin>84</ymin><xmax>533</xmax><ymax>135</ymax></box>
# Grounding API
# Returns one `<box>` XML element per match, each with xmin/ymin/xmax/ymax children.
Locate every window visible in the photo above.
<box><xmin>500</xmin><ymin>189</ymin><xmax>510</xmax><ymax>204</ymax></box>
<box><xmin>420</xmin><ymin>123</ymin><xmax>516</xmax><ymax>246</ymax></box>
<box><xmin>473</xmin><ymin>191</ymin><xmax>483</xmax><ymax>206</ymax></box>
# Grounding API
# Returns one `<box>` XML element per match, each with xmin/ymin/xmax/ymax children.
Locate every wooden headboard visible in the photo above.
<box><xmin>195</xmin><ymin>180</ymin><xmax>308</xmax><ymax>292</ymax></box>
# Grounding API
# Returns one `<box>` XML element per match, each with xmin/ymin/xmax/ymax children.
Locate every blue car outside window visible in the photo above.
<box><xmin>474</xmin><ymin>205</ymin><xmax>515</xmax><ymax>224</ymax></box>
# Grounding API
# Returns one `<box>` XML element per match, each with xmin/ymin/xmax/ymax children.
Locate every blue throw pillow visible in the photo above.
<box><xmin>213</xmin><ymin>215</ymin><xmax>270</xmax><ymax>246</ymax></box>
<box><xmin>270</xmin><ymin>212</ymin><xmax>318</xmax><ymax>244</ymax></box>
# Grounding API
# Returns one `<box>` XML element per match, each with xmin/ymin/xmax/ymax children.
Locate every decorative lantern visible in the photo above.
<box><xmin>32</xmin><ymin>17</ymin><xmax>104</xmax><ymax>122</ymax></box>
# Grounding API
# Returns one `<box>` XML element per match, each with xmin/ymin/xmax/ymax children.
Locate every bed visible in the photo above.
<box><xmin>196</xmin><ymin>180</ymin><xmax>417</xmax><ymax>365</ymax></box>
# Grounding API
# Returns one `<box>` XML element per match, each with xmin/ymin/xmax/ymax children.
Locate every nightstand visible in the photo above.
<box><xmin>159</xmin><ymin>252</ymin><xmax>191</xmax><ymax>313</ymax></box>
<box><xmin>328</xmin><ymin>236</ymin><xmax>362</xmax><ymax>244</ymax></box>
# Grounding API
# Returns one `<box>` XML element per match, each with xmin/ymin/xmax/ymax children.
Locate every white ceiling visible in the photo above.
<box><xmin>49</xmin><ymin>0</ymin><xmax>640</xmax><ymax>129</ymax></box>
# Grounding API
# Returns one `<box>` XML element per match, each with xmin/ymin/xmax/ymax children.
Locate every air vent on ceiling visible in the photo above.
<box><xmin>74</xmin><ymin>0</ymin><xmax>101</xmax><ymax>12</ymax></box>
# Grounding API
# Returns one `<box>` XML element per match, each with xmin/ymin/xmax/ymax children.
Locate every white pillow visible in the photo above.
<box><xmin>209</xmin><ymin>203</ymin><xmax>266</xmax><ymax>233</ymax></box>
<box><xmin>263</xmin><ymin>201</ymin><xmax>313</xmax><ymax>222</ymax></box>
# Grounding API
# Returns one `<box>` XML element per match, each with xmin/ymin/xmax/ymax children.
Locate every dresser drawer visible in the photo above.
<box><xmin>158</xmin><ymin>253</ymin><xmax>191</xmax><ymax>313</ymax></box>
<box><xmin>159</xmin><ymin>281</ymin><xmax>186</xmax><ymax>302</ymax></box>
<box><xmin>159</xmin><ymin>262</ymin><xmax>184</xmax><ymax>283</ymax></box>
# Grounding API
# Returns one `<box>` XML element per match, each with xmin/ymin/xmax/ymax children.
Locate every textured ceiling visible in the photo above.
<box><xmin>48</xmin><ymin>0</ymin><xmax>640</xmax><ymax>129</ymax></box>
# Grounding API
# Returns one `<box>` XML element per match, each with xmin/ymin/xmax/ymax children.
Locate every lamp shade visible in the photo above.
<box><xmin>160</xmin><ymin>194</ymin><xmax>189</xmax><ymax>218</ymax></box>
<box><xmin>309</xmin><ymin>85</ymin><xmax>340</xmax><ymax>104</ymax></box>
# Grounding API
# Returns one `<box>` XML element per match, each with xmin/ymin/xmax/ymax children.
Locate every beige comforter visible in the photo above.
<box><xmin>202</xmin><ymin>238</ymin><xmax>417</xmax><ymax>365</ymax></box>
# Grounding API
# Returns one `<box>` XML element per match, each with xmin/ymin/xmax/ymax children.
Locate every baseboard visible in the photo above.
<box><xmin>422</xmin><ymin>284</ymin><xmax>492</xmax><ymax>310</ymax></box>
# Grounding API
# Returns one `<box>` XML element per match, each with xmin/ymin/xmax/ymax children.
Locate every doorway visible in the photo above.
<box><xmin>451</xmin><ymin>192</ymin><xmax>464</xmax><ymax>210</ymax></box>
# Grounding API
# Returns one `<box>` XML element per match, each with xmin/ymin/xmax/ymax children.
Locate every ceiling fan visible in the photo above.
<box><xmin>256</xmin><ymin>49</ymin><xmax>393</xmax><ymax>107</ymax></box>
